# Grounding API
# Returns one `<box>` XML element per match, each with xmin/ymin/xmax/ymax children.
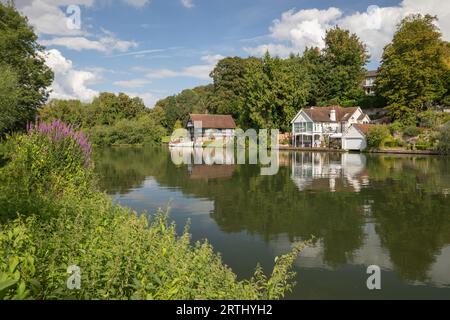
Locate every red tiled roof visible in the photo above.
<box><xmin>366</xmin><ymin>70</ymin><xmax>378</xmax><ymax>77</ymax></box>
<box><xmin>354</xmin><ymin>124</ymin><xmax>374</xmax><ymax>135</ymax></box>
<box><xmin>302</xmin><ymin>106</ymin><xmax>358</xmax><ymax>123</ymax></box>
<box><xmin>189</xmin><ymin>114</ymin><xmax>236</xmax><ymax>129</ymax></box>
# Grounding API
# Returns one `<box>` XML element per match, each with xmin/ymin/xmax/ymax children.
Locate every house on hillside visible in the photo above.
<box><xmin>363</xmin><ymin>70</ymin><xmax>378</xmax><ymax>95</ymax></box>
<box><xmin>291</xmin><ymin>106</ymin><xmax>371</xmax><ymax>149</ymax></box>
<box><xmin>186</xmin><ymin>114</ymin><xmax>236</xmax><ymax>144</ymax></box>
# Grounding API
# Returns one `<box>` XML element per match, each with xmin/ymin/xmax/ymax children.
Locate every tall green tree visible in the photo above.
<box><xmin>0</xmin><ymin>2</ymin><xmax>53</xmax><ymax>134</ymax></box>
<box><xmin>209</xmin><ymin>57</ymin><xmax>255</xmax><ymax>118</ymax></box>
<box><xmin>321</xmin><ymin>26</ymin><xmax>369</xmax><ymax>105</ymax></box>
<box><xmin>240</xmin><ymin>52</ymin><xmax>309</xmax><ymax>131</ymax></box>
<box><xmin>376</xmin><ymin>14</ymin><xmax>449</xmax><ymax>123</ymax></box>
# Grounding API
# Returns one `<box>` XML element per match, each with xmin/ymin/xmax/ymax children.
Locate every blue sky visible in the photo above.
<box><xmin>13</xmin><ymin>0</ymin><xmax>450</xmax><ymax>106</ymax></box>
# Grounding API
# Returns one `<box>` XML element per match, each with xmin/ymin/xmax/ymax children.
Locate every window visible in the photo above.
<box><xmin>294</xmin><ymin>122</ymin><xmax>313</xmax><ymax>133</ymax></box>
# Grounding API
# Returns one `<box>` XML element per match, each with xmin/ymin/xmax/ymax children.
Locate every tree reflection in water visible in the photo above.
<box><xmin>94</xmin><ymin>146</ymin><xmax>450</xmax><ymax>292</ymax></box>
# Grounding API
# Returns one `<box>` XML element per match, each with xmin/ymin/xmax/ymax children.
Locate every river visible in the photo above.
<box><xmin>94</xmin><ymin>146</ymin><xmax>450</xmax><ymax>299</ymax></box>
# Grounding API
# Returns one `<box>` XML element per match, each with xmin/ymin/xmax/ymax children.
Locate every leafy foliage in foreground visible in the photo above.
<box><xmin>0</xmin><ymin>124</ymin><xmax>308</xmax><ymax>299</ymax></box>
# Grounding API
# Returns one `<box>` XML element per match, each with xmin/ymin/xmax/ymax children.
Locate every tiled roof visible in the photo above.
<box><xmin>302</xmin><ymin>106</ymin><xmax>358</xmax><ymax>123</ymax></box>
<box><xmin>189</xmin><ymin>114</ymin><xmax>236</xmax><ymax>129</ymax></box>
<box><xmin>366</xmin><ymin>70</ymin><xmax>378</xmax><ymax>77</ymax></box>
<box><xmin>357</xmin><ymin>113</ymin><xmax>368</xmax><ymax>121</ymax></box>
<box><xmin>354</xmin><ymin>124</ymin><xmax>373</xmax><ymax>135</ymax></box>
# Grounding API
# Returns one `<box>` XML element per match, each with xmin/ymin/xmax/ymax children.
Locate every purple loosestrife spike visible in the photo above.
<box><xmin>30</xmin><ymin>119</ymin><xmax>93</xmax><ymax>167</ymax></box>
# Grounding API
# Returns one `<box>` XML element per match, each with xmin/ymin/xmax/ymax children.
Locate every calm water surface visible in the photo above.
<box><xmin>94</xmin><ymin>146</ymin><xmax>450</xmax><ymax>299</ymax></box>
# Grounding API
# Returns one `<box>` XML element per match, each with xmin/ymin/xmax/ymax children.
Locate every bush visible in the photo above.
<box><xmin>383</xmin><ymin>135</ymin><xmax>405</xmax><ymax>148</ymax></box>
<box><xmin>366</xmin><ymin>125</ymin><xmax>391</xmax><ymax>149</ymax></box>
<box><xmin>402</xmin><ymin>126</ymin><xmax>421</xmax><ymax>137</ymax></box>
<box><xmin>418</xmin><ymin>110</ymin><xmax>450</xmax><ymax>128</ymax></box>
<box><xmin>87</xmin><ymin>115</ymin><xmax>167</xmax><ymax>147</ymax></box>
<box><xmin>437</xmin><ymin>122</ymin><xmax>450</xmax><ymax>154</ymax></box>
<box><xmin>388</xmin><ymin>121</ymin><xmax>404</xmax><ymax>135</ymax></box>
<box><xmin>0</xmin><ymin>122</ymin><xmax>307</xmax><ymax>300</ymax></box>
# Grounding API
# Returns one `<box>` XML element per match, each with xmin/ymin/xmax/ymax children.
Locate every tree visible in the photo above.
<box><xmin>0</xmin><ymin>3</ymin><xmax>54</xmax><ymax>134</ymax></box>
<box><xmin>240</xmin><ymin>52</ymin><xmax>309</xmax><ymax>131</ymax></box>
<box><xmin>209</xmin><ymin>57</ymin><xmax>255</xmax><ymax>118</ymax></box>
<box><xmin>0</xmin><ymin>64</ymin><xmax>20</xmax><ymax>134</ymax></box>
<box><xmin>376</xmin><ymin>14</ymin><xmax>449</xmax><ymax>123</ymax></box>
<box><xmin>155</xmin><ymin>85</ymin><xmax>213</xmax><ymax>130</ymax></box>
<box><xmin>321</xmin><ymin>27</ymin><xmax>369</xmax><ymax>105</ymax></box>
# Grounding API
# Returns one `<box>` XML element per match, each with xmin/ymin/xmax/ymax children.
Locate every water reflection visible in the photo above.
<box><xmin>94</xmin><ymin>147</ymin><xmax>450</xmax><ymax>298</ymax></box>
<box><xmin>291</xmin><ymin>152</ymin><xmax>369</xmax><ymax>192</ymax></box>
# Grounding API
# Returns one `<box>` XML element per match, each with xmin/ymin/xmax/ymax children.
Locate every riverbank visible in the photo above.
<box><xmin>366</xmin><ymin>149</ymin><xmax>442</xmax><ymax>155</ymax></box>
<box><xmin>278</xmin><ymin>145</ymin><xmax>346</xmax><ymax>152</ymax></box>
<box><xmin>278</xmin><ymin>145</ymin><xmax>444</xmax><ymax>155</ymax></box>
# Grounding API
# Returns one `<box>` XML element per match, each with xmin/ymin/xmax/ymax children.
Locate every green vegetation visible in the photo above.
<box><xmin>437</xmin><ymin>122</ymin><xmax>450</xmax><ymax>154</ymax></box>
<box><xmin>0</xmin><ymin>124</ymin><xmax>307</xmax><ymax>299</ymax></box>
<box><xmin>377</xmin><ymin>14</ymin><xmax>450</xmax><ymax>124</ymax></box>
<box><xmin>367</xmin><ymin>125</ymin><xmax>391</xmax><ymax>149</ymax></box>
<box><xmin>39</xmin><ymin>93</ymin><xmax>167</xmax><ymax>147</ymax></box>
<box><xmin>0</xmin><ymin>3</ymin><xmax>53</xmax><ymax>135</ymax></box>
<box><xmin>154</xmin><ymin>85</ymin><xmax>213</xmax><ymax>131</ymax></box>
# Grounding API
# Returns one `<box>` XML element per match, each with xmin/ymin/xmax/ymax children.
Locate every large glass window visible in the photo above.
<box><xmin>294</xmin><ymin>122</ymin><xmax>313</xmax><ymax>133</ymax></box>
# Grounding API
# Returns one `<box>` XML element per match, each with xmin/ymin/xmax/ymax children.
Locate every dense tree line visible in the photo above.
<box><xmin>39</xmin><ymin>93</ymin><xmax>167</xmax><ymax>146</ymax></box>
<box><xmin>156</xmin><ymin>26</ymin><xmax>369</xmax><ymax>131</ymax></box>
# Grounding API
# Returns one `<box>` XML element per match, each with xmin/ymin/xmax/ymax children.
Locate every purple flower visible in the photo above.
<box><xmin>28</xmin><ymin>119</ymin><xmax>92</xmax><ymax>166</ymax></box>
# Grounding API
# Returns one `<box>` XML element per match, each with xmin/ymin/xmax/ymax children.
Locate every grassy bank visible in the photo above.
<box><xmin>0</xmin><ymin>121</ymin><xmax>306</xmax><ymax>300</ymax></box>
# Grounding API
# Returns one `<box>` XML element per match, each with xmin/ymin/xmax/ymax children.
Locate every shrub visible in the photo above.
<box><xmin>0</xmin><ymin>123</ymin><xmax>307</xmax><ymax>300</ymax></box>
<box><xmin>383</xmin><ymin>136</ymin><xmax>405</xmax><ymax>148</ymax></box>
<box><xmin>388</xmin><ymin>121</ymin><xmax>404</xmax><ymax>135</ymax></box>
<box><xmin>418</xmin><ymin>110</ymin><xmax>450</xmax><ymax>128</ymax></box>
<box><xmin>402</xmin><ymin>126</ymin><xmax>421</xmax><ymax>137</ymax></box>
<box><xmin>367</xmin><ymin>125</ymin><xmax>391</xmax><ymax>149</ymax></box>
<box><xmin>437</xmin><ymin>122</ymin><xmax>450</xmax><ymax>154</ymax></box>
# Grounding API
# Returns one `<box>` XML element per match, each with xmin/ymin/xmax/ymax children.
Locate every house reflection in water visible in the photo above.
<box><xmin>169</xmin><ymin>147</ymin><xmax>236</xmax><ymax>180</ymax></box>
<box><xmin>291</xmin><ymin>152</ymin><xmax>369</xmax><ymax>192</ymax></box>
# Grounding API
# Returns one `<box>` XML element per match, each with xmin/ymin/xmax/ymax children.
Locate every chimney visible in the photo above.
<box><xmin>330</xmin><ymin>109</ymin><xmax>336</xmax><ymax>122</ymax></box>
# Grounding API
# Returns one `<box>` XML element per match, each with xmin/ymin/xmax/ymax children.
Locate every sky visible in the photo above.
<box><xmin>10</xmin><ymin>0</ymin><xmax>450</xmax><ymax>107</ymax></box>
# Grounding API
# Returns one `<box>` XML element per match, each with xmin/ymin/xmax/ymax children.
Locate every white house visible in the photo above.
<box><xmin>363</xmin><ymin>70</ymin><xmax>378</xmax><ymax>95</ymax></box>
<box><xmin>291</xmin><ymin>106</ymin><xmax>371</xmax><ymax>148</ymax></box>
<box><xmin>342</xmin><ymin>124</ymin><xmax>371</xmax><ymax>151</ymax></box>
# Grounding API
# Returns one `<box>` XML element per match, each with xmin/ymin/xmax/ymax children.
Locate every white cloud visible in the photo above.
<box><xmin>41</xmin><ymin>35</ymin><xmax>138</xmax><ymax>53</ymax></box>
<box><xmin>146</xmin><ymin>54</ymin><xmax>224</xmax><ymax>80</ymax></box>
<box><xmin>16</xmin><ymin>0</ymin><xmax>94</xmax><ymax>36</ymax></box>
<box><xmin>122</xmin><ymin>0</ymin><xmax>150</xmax><ymax>8</ymax></box>
<box><xmin>16</xmin><ymin>1</ymin><xmax>139</xmax><ymax>54</ymax></box>
<box><xmin>108</xmin><ymin>49</ymin><xmax>166</xmax><ymax>58</ymax></box>
<box><xmin>44</xmin><ymin>49</ymin><xmax>99</xmax><ymax>102</ymax></box>
<box><xmin>125</xmin><ymin>92</ymin><xmax>159</xmax><ymax>107</ymax></box>
<box><xmin>181</xmin><ymin>0</ymin><xmax>194</xmax><ymax>9</ymax></box>
<box><xmin>113</xmin><ymin>79</ymin><xmax>151</xmax><ymax>88</ymax></box>
<box><xmin>245</xmin><ymin>0</ymin><xmax>450</xmax><ymax>64</ymax></box>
